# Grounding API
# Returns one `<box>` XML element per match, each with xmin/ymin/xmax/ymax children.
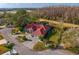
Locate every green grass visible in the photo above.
<box><xmin>49</xmin><ymin>30</ymin><xmax>60</xmax><ymax>45</ymax></box>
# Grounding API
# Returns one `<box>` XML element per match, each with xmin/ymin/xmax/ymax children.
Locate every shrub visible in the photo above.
<box><xmin>0</xmin><ymin>45</ymin><xmax>9</xmax><ymax>54</ymax></box>
<box><xmin>19</xmin><ymin>27</ymin><xmax>25</xmax><ymax>32</ymax></box>
<box><xmin>11</xmin><ymin>28</ymin><xmax>21</xmax><ymax>35</ymax></box>
<box><xmin>17</xmin><ymin>36</ymin><xmax>27</xmax><ymax>42</ymax></box>
<box><xmin>33</xmin><ymin>42</ymin><xmax>47</xmax><ymax>51</ymax></box>
<box><xmin>39</xmin><ymin>35</ymin><xmax>44</xmax><ymax>41</ymax></box>
<box><xmin>61</xmin><ymin>28</ymin><xmax>79</xmax><ymax>48</ymax></box>
<box><xmin>5</xmin><ymin>43</ymin><xmax>15</xmax><ymax>50</ymax></box>
<box><xmin>46</xmin><ymin>41</ymin><xmax>57</xmax><ymax>49</ymax></box>
<box><xmin>44</xmin><ymin>27</ymin><xmax>57</xmax><ymax>39</ymax></box>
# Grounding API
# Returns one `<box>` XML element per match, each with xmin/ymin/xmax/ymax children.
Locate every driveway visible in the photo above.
<box><xmin>23</xmin><ymin>34</ymin><xmax>40</xmax><ymax>49</ymax></box>
<box><xmin>0</xmin><ymin>28</ymin><xmax>74</xmax><ymax>55</ymax></box>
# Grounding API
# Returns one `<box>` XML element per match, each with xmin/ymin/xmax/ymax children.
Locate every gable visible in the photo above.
<box><xmin>25</xmin><ymin>23</ymin><xmax>50</xmax><ymax>36</ymax></box>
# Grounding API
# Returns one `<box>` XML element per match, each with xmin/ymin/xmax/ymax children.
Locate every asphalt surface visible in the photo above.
<box><xmin>0</xmin><ymin>28</ymin><xmax>74</xmax><ymax>55</ymax></box>
<box><xmin>0</xmin><ymin>28</ymin><xmax>37</xmax><ymax>55</ymax></box>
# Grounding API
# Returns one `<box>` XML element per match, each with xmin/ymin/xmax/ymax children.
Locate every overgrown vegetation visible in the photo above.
<box><xmin>62</xmin><ymin>28</ymin><xmax>79</xmax><ymax>48</ymax></box>
<box><xmin>61</xmin><ymin>28</ymin><xmax>79</xmax><ymax>54</ymax></box>
<box><xmin>16</xmin><ymin>36</ymin><xmax>27</xmax><ymax>42</ymax></box>
<box><xmin>5</xmin><ymin>43</ymin><xmax>15</xmax><ymax>50</ymax></box>
<box><xmin>0</xmin><ymin>45</ymin><xmax>9</xmax><ymax>54</ymax></box>
<box><xmin>11</xmin><ymin>28</ymin><xmax>21</xmax><ymax>35</ymax></box>
<box><xmin>33</xmin><ymin>41</ymin><xmax>47</xmax><ymax>51</ymax></box>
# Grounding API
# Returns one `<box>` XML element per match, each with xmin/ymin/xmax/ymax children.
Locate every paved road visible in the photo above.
<box><xmin>0</xmin><ymin>28</ymin><xmax>37</xmax><ymax>55</ymax></box>
<box><xmin>0</xmin><ymin>28</ymin><xmax>74</xmax><ymax>55</ymax></box>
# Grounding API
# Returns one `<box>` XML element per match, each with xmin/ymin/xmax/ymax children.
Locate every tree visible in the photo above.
<box><xmin>16</xmin><ymin>9</ymin><xmax>27</xmax><ymax>16</ymax></box>
<box><xmin>61</xmin><ymin>28</ymin><xmax>79</xmax><ymax>48</ymax></box>
<box><xmin>10</xmin><ymin>9</ymin><xmax>29</xmax><ymax>27</ymax></box>
<box><xmin>15</xmin><ymin>9</ymin><xmax>38</xmax><ymax>27</ymax></box>
<box><xmin>16</xmin><ymin>16</ymin><xmax>30</xmax><ymax>27</ymax></box>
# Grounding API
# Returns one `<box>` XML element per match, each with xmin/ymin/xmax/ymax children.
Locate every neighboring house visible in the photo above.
<box><xmin>25</xmin><ymin>22</ymin><xmax>50</xmax><ymax>36</ymax></box>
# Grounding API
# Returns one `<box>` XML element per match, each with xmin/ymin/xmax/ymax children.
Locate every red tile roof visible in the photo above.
<box><xmin>25</xmin><ymin>23</ymin><xmax>49</xmax><ymax>36</ymax></box>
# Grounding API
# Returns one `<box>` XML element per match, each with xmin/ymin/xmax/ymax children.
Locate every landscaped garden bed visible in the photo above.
<box><xmin>33</xmin><ymin>41</ymin><xmax>47</xmax><ymax>51</ymax></box>
<box><xmin>16</xmin><ymin>36</ymin><xmax>27</xmax><ymax>42</ymax></box>
<box><xmin>0</xmin><ymin>45</ymin><xmax>9</xmax><ymax>55</ymax></box>
<box><xmin>11</xmin><ymin>28</ymin><xmax>22</xmax><ymax>35</ymax></box>
<box><xmin>0</xmin><ymin>42</ymin><xmax>15</xmax><ymax>55</ymax></box>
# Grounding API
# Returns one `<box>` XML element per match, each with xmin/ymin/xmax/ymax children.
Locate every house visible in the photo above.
<box><xmin>25</xmin><ymin>22</ymin><xmax>50</xmax><ymax>36</ymax></box>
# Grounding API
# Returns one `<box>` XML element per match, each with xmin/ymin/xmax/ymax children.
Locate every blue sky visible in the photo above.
<box><xmin>0</xmin><ymin>3</ymin><xmax>79</xmax><ymax>8</ymax></box>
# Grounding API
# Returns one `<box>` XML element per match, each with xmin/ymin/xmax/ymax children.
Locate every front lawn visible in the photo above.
<box><xmin>49</xmin><ymin>29</ymin><xmax>60</xmax><ymax>47</ymax></box>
